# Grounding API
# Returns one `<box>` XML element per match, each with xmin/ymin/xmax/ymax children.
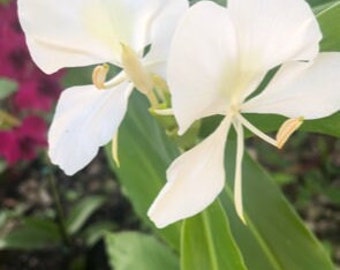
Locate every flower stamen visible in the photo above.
<box><xmin>233</xmin><ymin>119</ymin><xmax>246</xmax><ymax>224</ymax></box>
<box><xmin>276</xmin><ymin>117</ymin><xmax>304</xmax><ymax>149</ymax></box>
<box><xmin>237</xmin><ymin>114</ymin><xmax>278</xmax><ymax>147</ymax></box>
<box><xmin>92</xmin><ymin>63</ymin><xmax>110</xmax><ymax>90</ymax></box>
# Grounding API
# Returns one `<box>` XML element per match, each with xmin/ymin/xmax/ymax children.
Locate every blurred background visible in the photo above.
<box><xmin>0</xmin><ymin>0</ymin><xmax>339</xmax><ymax>269</ymax></box>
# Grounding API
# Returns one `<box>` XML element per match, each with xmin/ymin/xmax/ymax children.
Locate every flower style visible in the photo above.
<box><xmin>148</xmin><ymin>0</ymin><xmax>340</xmax><ymax>228</ymax></box>
<box><xmin>18</xmin><ymin>0</ymin><xmax>188</xmax><ymax>175</ymax></box>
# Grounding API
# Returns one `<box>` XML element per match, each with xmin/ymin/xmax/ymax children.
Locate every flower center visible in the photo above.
<box><xmin>91</xmin><ymin>44</ymin><xmax>163</xmax><ymax>109</ymax></box>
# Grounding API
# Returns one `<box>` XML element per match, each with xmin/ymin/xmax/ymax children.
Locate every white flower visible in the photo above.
<box><xmin>148</xmin><ymin>0</ymin><xmax>340</xmax><ymax>228</ymax></box>
<box><xmin>18</xmin><ymin>0</ymin><xmax>188</xmax><ymax>175</ymax></box>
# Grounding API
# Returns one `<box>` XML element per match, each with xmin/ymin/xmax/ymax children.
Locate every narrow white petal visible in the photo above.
<box><xmin>48</xmin><ymin>82</ymin><xmax>132</xmax><ymax>175</ymax></box>
<box><xmin>242</xmin><ymin>53</ymin><xmax>340</xmax><ymax>120</ymax></box>
<box><xmin>168</xmin><ymin>2</ymin><xmax>238</xmax><ymax>134</ymax></box>
<box><xmin>148</xmin><ymin>118</ymin><xmax>231</xmax><ymax>228</ymax></box>
<box><xmin>228</xmin><ymin>0</ymin><xmax>321</xmax><ymax>98</ymax></box>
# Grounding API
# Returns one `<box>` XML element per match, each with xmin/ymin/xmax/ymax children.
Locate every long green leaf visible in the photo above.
<box><xmin>246</xmin><ymin>112</ymin><xmax>340</xmax><ymax>138</ymax></box>
<box><xmin>65</xmin><ymin>195</ymin><xmax>106</xmax><ymax>235</ymax></box>
<box><xmin>105</xmin><ymin>93</ymin><xmax>181</xmax><ymax>250</ymax></box>
<box><xmin>105</xmin><ymin>232</ymin><xmax>179</xmax><ymax>270</ymax></box>
<box><xmin>181</xmin><ymin>200</ymin><xmax>247</xmax><ymax>270</ymax></box>
<box><xmin>0</xmin><ymin>218</ymin><xmax>61</xmax><ymax>250</ymax></box>
<box><xmin>317</xmin><ymin>1</ymin><xmax>340</xmax><ymax>51</ymax></box>
<box><xmin>310</xmin><ymin>0</ymin><xmax>338</xmax><ymax>9</ymax></box>
<box><xmin>106</xmin><ymin>93</ymin><xmax>335</xmax><ymax>268</ymax></box>
<box><xmin>221</xmin><ymin>141</ymin><xmax>334</xmax><ymax>270</ymax></box>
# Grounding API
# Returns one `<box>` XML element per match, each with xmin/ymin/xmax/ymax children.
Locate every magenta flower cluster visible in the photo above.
<box><xmin>0</xmin><ymin>1</ymin><xmax>63</xmax><ymax>166</ymax></box>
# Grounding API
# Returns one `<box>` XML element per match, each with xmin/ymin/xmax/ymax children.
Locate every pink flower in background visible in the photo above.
<box><xmin>0</xmin><ymin>116</ymin><xmax>47</xmax><ymax>165</ymax></box>
<box><xmin>0</xmin><ymin>0</ymin><xmax>63</xmax><ymax>113</ymax></box>
<box><xmin>0</xmin><ymin>0</ymin><xmax>63</xmax><ymax>166</ymax></box>
<box><xmin>14</xmin><ymin>76</ymin><xmax>63</xmax><ymax>112</ymax></box>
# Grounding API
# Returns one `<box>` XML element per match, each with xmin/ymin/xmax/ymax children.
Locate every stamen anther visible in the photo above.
<box><xmin>276</xmin><ymin>117</ymin><xmax>304</xmax><ymax>149</ymax></box>
<box><xmin>92</xmin><ymin>64</ymin><xmax>109</xmax><ymax>90</ymax></box>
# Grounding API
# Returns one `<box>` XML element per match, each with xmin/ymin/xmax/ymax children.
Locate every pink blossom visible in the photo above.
<box><xmin>0</xmin><ymin>116</ymin><xmax>47</xmax><ymax>165</ymax></box>
<box><xmin>0</xmin><ymin>0</ymin><xmax>63</xmax><ymax>112</ymax></box>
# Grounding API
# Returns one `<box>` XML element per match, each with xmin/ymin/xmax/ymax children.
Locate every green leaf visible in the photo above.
<box><xmin>220</xmin><ymin>141</ymin><xmax>334</xmax><ymax>270</ymax></box>
<box><xmin>0</xmin><ymin>0</ymin><xmax>11</xmax><ymax>5</ymax></box>
<box><xmin>65</xmin><ymin>195</ymin><xmax>106</xmax><ymax>235</ymax></box>
<box><xmin>106</xmin><ymin>93</ymin><xmax>334</xmax><ymax>269</ymax></box>
<box><xmin>105</xmin><ymin>93</ymin><xmax>181</xmax><ymax>251</ymax></box>
<box><xmin>245</xmin><ymin>112</ymin><xmax>340</xmax><ymax>138</ymax></box>
<box><xmin>105</xmin><ymin>232</ymin><xmax>179</xmax><ymax>270</ymax></box>
<box><xmin>0</xmin><ymin>78</ymin><xmax>18</xmax><ymax>100</ymax></box>
<box><xmin>309</xmin><ymin>0</ymin><xmax>338</xmax><ymax>9</ymax></box>
<box><xmin>0</xmin><ymin>160</ymin><xmax>7</xmax><ymax>173</ymax></box>
<box><xmin>0</xmin><ymin>218</ymin><xmax>61</xmax><ymax>250</ymax></box>
<box><xmin>82</xmin><ymin>221</ymin><xmax>117</xmax><ymax>247</ymax></box>
<box><xmin>317</xmin><ymin>1</ymin><xmax>340</xmax><ymax>51</ymax></box>
<box><xmin>302</xmin><ymin>112</ymin><xmax>340</xmax><ymax>137</ymax></box>
<box><xmin>181</xmin><ymin>200</ymin><xmax>247</xmax><ymax>270</ymax></box>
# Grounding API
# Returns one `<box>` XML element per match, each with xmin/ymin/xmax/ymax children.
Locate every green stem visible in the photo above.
<box><xmin>47</xmin><ymin>166</ymin><xmax>72</xmax><ymax>248</ymax></box>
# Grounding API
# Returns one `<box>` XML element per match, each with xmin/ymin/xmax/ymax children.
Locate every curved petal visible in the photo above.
<box><xmin>18</xmin><ymin>0</ymin><xmax>114</xmax><ymax>73</ymax></box>
<box><xmin>228</xmin><ymin>0</ymin><xmax>322</xmax><ymax>97</ymax></box>
<box><xmin>48</xmin><ymin>82</ymin><xmax>133</xmax><ymax>175</ymax></box>
<box><xmin>242</xmin><ymin>53</ymin><xmax>340</xmax><ymax>119</ymax></box>
<box><xmin>18</xmin><ymin>0</ymin><xmax>173</xmax><ymax>73</ymax></box>
<box><xmin>168</xmin><ymin>2</ymin><xmax>238</xmax><ymax>134</ymax></box>
<box><xmin>81</xmin><ymin>0</ymin><xmax>174</xmax><ymax>58</ymax></box>
<box><xmin>148</xmin><ymin>118</ymin><xmax>231</xmax><ymax>228</ymax></box>
<box><xmin>143</xmin><ymin>0</ymin><xmax>189</xmax><ymax>78</ymax></box>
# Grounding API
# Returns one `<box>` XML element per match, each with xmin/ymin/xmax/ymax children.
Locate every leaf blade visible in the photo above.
<box><xmin>105</xmin><ymin>232</ymin><xmax>179</xmax><ymax>270</ymax></box>
<box><xmin>181</xmin><ymin>200</ymin><xmax>247</xmax><ymax>270</ymax></box>
<box><xmin>221</xmin><ymin>141</ymin><xmax>334</xmax><ymax>270</ymax></box>
<box><xmin>65</xmin><ymin>195</ymin><xmax>106</xmax><ymax>235</ymax></box>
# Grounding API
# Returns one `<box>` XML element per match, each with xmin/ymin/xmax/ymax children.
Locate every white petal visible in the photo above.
<box><xmin>82</xmin><ymin>0</ymin><xmax>177</xmax><ymax>57</ymax></box>
<box><xmin>168</xmin><ymin>2</ymin><xmax>238</xmax><ymax>134</ymax></box>
<box><xmin>148</xmin><ymin>118</ymin><xmax>231</xmax><ymax>228</ymax></box>
<box><xmin>18</xmin><ymin>0</ymin><xmax>172</xmax><ymax>73</ymax></box>
<box><xmin>229</xmin><ymin>0</ymin><xmax>322</xmax><ymax>91</ymax></box>
<box><xmin>143</xmin><ymin>0</ymin><xmax>189</xmax><ymax>78</ymax></box>
<box><xmin>242</xmin><ymin>53</ymin><xmax>340</xmax><ymax>119</ymax></box>
<box><xmin>48</xmin><ymin>82</ymin><xmax>132</xmax><ymax>175</ymax></box>
<box><xmin>18</xmin><ymin>0</ymin><xmax>115</xmax><ymax>73</ymax></box>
